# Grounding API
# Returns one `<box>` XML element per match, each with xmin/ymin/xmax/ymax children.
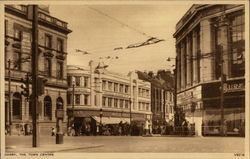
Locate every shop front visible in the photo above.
<box><xmin>67</xmin><ymin>109</ymin><xmax>150</xmax><ymax>136</ymax></box>
<box><xmin>202</xmin><ymin>78</ymin><xmax>245</xmax><ymax>136</ymax></box>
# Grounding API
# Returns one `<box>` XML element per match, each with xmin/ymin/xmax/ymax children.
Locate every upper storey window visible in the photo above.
<box><xmin>229</xmin><ymin>13</ymin><xmax>245</xmax><ymax>78</ymax></box>
<box><xmin>57</xmin><ymin>38</ymin><xmax>64</xmax><ymax>52</ymax></box>
<box><xmin>45</xmin><ymin>34</ymin><xmax>52</xmax><ymax>49</ymax></box>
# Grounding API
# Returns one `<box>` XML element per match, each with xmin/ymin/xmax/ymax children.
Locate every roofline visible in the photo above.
<box><xmin>173</xmin><ymin>4</ymin><xmax>215</xmax><ymax>38</ymax></box>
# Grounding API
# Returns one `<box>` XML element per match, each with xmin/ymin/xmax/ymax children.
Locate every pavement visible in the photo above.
<box><xmin>5</xmin><ymin>135</ymin><xmax>245</xmax><ymax>153</ymax></box>
<box><xmin>5</xmin><ymin>135</ymin><xmax>104</xmax><ymax>153</ymax></box>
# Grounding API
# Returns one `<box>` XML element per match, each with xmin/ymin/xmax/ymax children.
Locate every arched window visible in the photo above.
<box><xmin>56</xmin><ymin>97</ymin><xmax>63</xmax><ymax>110</ymax></box>
<box><xmin>13</xmin><ymin>92</ymin><xmax>21</xmax><ymax>119</ymax></box>
<box><xmin>44</xmin><ymin>96</ymin><xmax>52</xmax><ymax>120</ymax></box>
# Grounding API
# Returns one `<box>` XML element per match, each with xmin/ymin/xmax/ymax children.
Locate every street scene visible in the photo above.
<box><xmin>3</xmin><ymin>2</ymin><xmax>246</xmax><ymax>158</ymax></box>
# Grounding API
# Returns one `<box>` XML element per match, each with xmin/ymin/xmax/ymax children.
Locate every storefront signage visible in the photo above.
<box><xmin>223</xmin><ymin>82</ymin><xmax>245</xmax><ymax>93</ymax></box>
<box><xmin>177</xmin><ymin>85</ymin><xmax>201</xmax><ymax>104</ymax></box>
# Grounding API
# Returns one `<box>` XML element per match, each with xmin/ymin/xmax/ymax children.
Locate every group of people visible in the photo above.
<box><xmin>5</xmin><ymin>123</ymin><xmax>32</xmax><ymax>136</ymax></box>
<box><xmin>66</xmin><ymin>121</ymin><xmax>153</xmax><ymax>136</ymax></box>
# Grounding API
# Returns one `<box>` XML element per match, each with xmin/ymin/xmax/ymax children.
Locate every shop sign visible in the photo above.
<box><xmin>177</xmin><ymin>85</ymin><xmax>201</xmax><ymax>104</ymax></box>
<box><xmin>223</xmin><ymin>82</ymin><xmax>244</xmax><ymax>93</ymax></box>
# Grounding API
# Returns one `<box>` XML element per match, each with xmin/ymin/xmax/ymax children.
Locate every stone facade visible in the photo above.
<box><xmin>4</xmin><ymin>5</ymin><xmax>71</xmax><ymax>135</ymax></box>
<box><xmin>174</xmin><ymin>4</ymin><xmax>245</xmax><ymax>136</ymax></box>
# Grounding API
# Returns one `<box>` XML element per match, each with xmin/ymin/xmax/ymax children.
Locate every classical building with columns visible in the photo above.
<box><xmin>173</xmin><ymin>4</ymin><xmax>245</xmax><ymax>136</ymax></box>
<box><xmin>67</xmin><ymin>61</ymin><xmax>152</xmax><ymax>135</ymax></box>
<box><xmin>5</xmin><ymin>5</ymin><xmax>72</xmax><ymax>135</ymax></box>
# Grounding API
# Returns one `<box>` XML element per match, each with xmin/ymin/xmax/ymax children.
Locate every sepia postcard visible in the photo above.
<box><xmin>0</xmin><ymin>0</ymin><xmax>249</xmax><ymax>159</ymax></box>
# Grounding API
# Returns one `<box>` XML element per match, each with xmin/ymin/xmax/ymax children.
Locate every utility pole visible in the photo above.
<box><xmin>129</xmin><ymin>98</ymin><xmax>132</xmax><ymax>135</ymax></box>
<box><xmin>220</xmin><ymin>47</ymin><xmax>225</xmax><ymax>137</ymax></box>
<box><xmin>8</xmin><ymin>59</ymin><xmax>12</xmax><ymax>135</ymax></box>
<box><xmin>217</xmin><ymin>10</ymin><xmax>228</xmax><ymax>137</ymax></box>
<box><xmin>72</xmin><ymin>82</ymin><xmax>75</xmax><ymax>123</ymax></box>
<box><xmin>31</xmin><ymin>5</ymin><xmax>39</xmax><ymax>147</ymax></box>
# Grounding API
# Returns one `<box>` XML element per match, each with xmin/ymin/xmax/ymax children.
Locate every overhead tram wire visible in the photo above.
<box><xmin>86</xmin><ymin>6</ymin><xmax>166</xmax><ymax>49</ymax></box>
<box><xmin>86</xmin><ymin>6</ymin><xmax>152</xmax><ymax>39</ymax></box>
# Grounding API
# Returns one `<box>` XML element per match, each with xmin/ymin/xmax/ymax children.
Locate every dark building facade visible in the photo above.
<box><xmin>5</xmin><ymin>5</ymin><xmax>72</xmax><ymax>135</ymax></box>
<box><xmin>173</xmin><ymin>4</ymin><xmax>245</xmax><ymax>136</ymax></box>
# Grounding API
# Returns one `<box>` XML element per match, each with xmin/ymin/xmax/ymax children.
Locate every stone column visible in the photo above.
<box><xmin>192</xmin><ymin>31</ymin><xmax>198</xmax><ymax>85</ymax></box>
<box><xmin>176</xmin><ymin>45</ymin><xmax>181</xmax><ymax>91</ymax></box>
<box><xmin>186</xmin><ymin>36</ymin><xmax>191</xmax><ymax>87</ymax></box>
<box><xmin>218</xmin><ymin>21</ymin><xmax>229</xmax><ymax>77</ymax></box>
<box><xmin>200</xmin><ymin>19</ymin><xmax>214</xmax><ymax>82</ymax></box>
<box><xmin>181</xmin><ymin>41</ymin><xmax>185</xmax><ymax>89</ymax></box>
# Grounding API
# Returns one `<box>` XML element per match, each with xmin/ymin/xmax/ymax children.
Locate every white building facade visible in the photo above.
<box><xmin>67</xmin><ymin>61</ymin><xmax>152</xmax><ymax>135</ymax></box>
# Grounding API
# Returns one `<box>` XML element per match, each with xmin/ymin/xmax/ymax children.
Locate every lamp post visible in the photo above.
<box><xmin>100</xmin><ymin>108</ymin><xmax>103</xmax><ymax>124</ymax></box>
<box><xmin>7</xmin><ymin>59</ymin><xmax>12</xmax><ymax>135</ymax></box>
<box><xmin>129</xmin><ymin>98</ymin><xmax>132</xmax><ymax>135</ymax></box>
<box><xmin>72</xmin><ymin>81</ymin><xmax>75</xmax><ymax>124</ymax></box>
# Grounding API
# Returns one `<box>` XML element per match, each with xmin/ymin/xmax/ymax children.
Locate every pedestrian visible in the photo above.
<box><xmin>144</xmin><ymin>120</ymin><xmax>149</xmax><ymax>135</ymax></box>
<box><xmin>181</xmin><ymin>120</ymin><xmax>187</xmax><ymax>136</ymax></box>
<box><xmin>187</xmin><ymin>121</ymin><xmax>192</xmax><ymax>136</ymax></box>
<box><xmin>51</xmin><ymin>127</ymin><xmax>56</xmax><ymax>136</ymax></box>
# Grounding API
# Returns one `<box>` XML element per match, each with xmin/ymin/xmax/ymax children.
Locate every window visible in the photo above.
<box><xmin>44</xmin><ymin>96</ymin><xmax>52</xmax><ymax>120</ymax></box>
<box><xmin>102</xmin><ymin>80</ymin><xmax>106</xmax><ymax>90</ymax></box>
<box><xmin>84</xmin><ymin>77</ymin><xmax>89</xmax><ymax>87</ymax></box>
<box><xmin>75</xmin><ymin>94</ymin><xmax>80</xmax><ymax>105</ymax></box>
<box><xmin>108</xmin><ymin>81</ymin><xmax>112</xmax><ymax>91</ymax></box>
<box><xmin>125</xmin><ymin>85</ymin><xmax>129</xmax><ymax>94</ymax></box>
<box><xmin>114</xmin><ymin>98</ymin><xmax>118</xmax><ymax>108</ymax></box>
<box><xmin>229</xmin><ymin>13</ymin><xmax>245</xmax><ymax>77</ymax></box>
<box><xmin>57</xmin><ymin>38</ymin><xmax>63</xmax><ymax>52</ymax></box>
<box><xmin>142</xmin><ymin>103</ymin><xmax>145</xmax><ymax>110</ymax></box>
<box><xmin>146</xmin><ymin>103</ymin><xmax>149</xmax><ymax>111</ymax></box>
<box><xmin>84</xmin><ymin>94</ymin><xmax>89</xmax><ymax>105</ymax></box>
<box><xmin>67</xmin><ymin>76</ymin><xmax>72</xmax><ymax>86</ymax></box>
<box><xmin>12</xmin><ymin>93</ymin><xmax>21</xmax><ymax>119</ymax></box>
<box><xmin>94</xmin><ymin>95</ymin><xmax>97</xmax><ymax>106</ymax></box>
<box><xmin>56</xmin><ymin>61</ymin><xmax>63</xmax><ymax>79</ymax></box>
<box><xmin>119</xmin><ymin>84</ymin><xmax>124</xmax><ymax>93</ymax></box>
<box><xmin>44</xmin><ymin>58</ymin><xmax>51</xmax><ymax>76</ymax></box>
<box><xmin>114</xmin><ymin>83</ymin><xmax>118</xmax><ymax>92</ymax></box>
<box><xmin>14</xmin><ymin>29</ymin><xmax>22</xmax><ymax>41</ymax></box>
<box><xmin>56</xmin><ymin>97</ymin><xmax>64</xmax><ymax>111</ymax></box>
<box><xmin>108</xmin><ymin>98</ymin><xmax>112</xmax><ymax>107</ymax></box>
<box><xmin>142</xmin><ymin>89</ymin><xmax>145</xmax><ymax>97</ymax></box>
<box><xmin>102</xmin><ymin>97</ymin><xmax>107</xmax><ymax>107</ymax></box>
<box><xmin>67</xmin><ymin>93</ymin><xmax>71</xmax><ymax>105</ymax></box>
<box><xmin>120</xmin><ymin>99</ymin><xmax>124</xmax><ymax>108</ymax></box>
<box><xmin>45</xmin><ymin>34</ymin><xmax>52</xmax><ymax>49</ymax></box>
<box><xmin>13</xmin><ymin>51</ymin><xmax>21</xmax><ymax>70</ymax></box>
<box><xmin>75</xmin><ymin>76</ymin><xmax>80</xmax><ymax>86</ymax></box>
<box><xmin>125</xmin><ymin>100</ymin><xmax>129</xmax><ymax>109</ymax></box>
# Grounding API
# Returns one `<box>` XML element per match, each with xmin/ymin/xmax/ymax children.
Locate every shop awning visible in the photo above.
<box><xmin>92</xmin><ymin>116</ymin><xmax>130</xmax><ymax>124</ymax></box>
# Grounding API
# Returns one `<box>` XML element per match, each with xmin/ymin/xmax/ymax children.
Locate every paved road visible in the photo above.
<box><xmin>6</xmin><ymin>135</ymin><xmax>244</xmax><ymax>153</ymax></box>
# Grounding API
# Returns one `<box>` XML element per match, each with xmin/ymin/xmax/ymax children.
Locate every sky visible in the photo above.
<box><xmin>49</xmin><ymin>4</ymin><xmax>192</xmax><ymax>75</ymax></box>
